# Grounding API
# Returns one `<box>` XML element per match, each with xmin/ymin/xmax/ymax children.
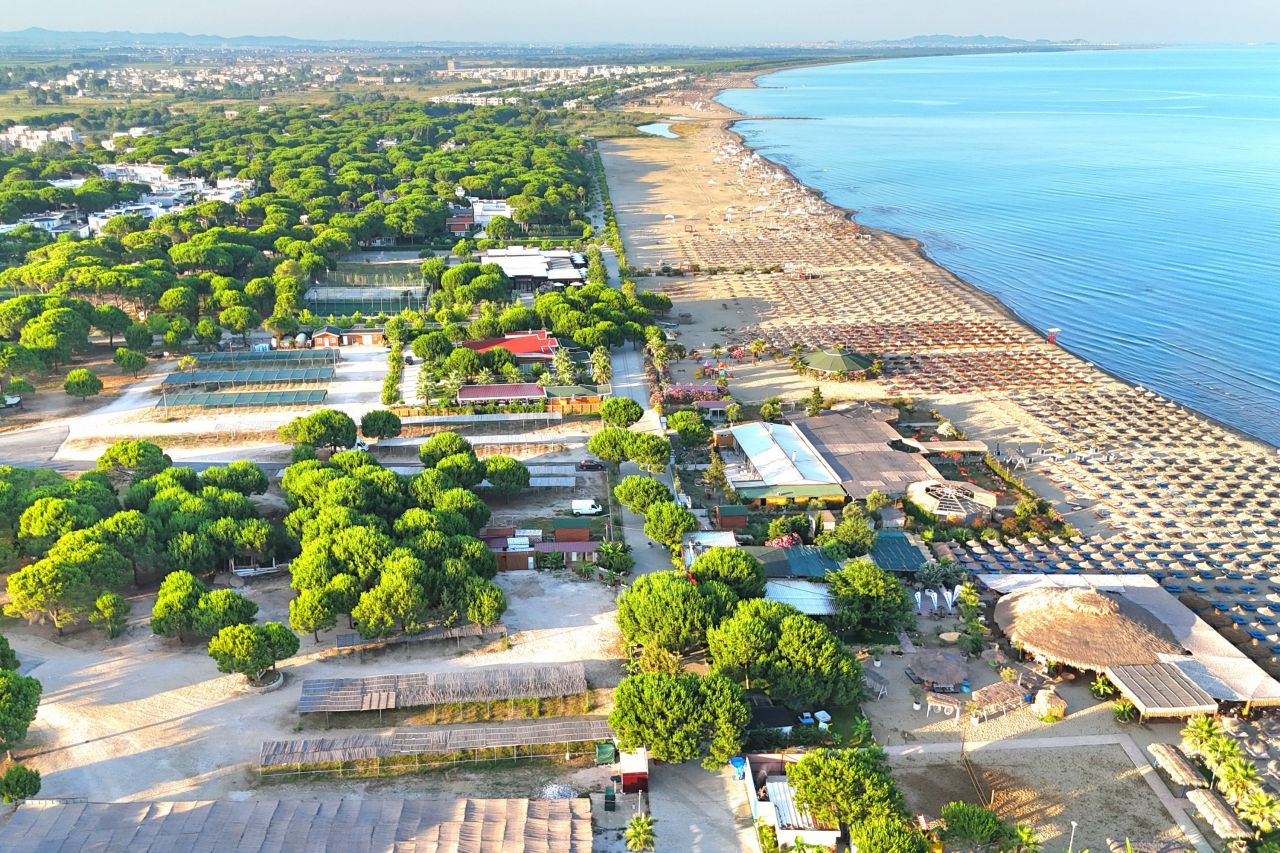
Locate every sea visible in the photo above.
<box><xmin>718</xmin><ymin>47</ymin><xmax>1280</xmax><ymax>447</ymax></box>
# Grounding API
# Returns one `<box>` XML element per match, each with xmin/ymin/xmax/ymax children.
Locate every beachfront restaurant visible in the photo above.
<box><xmin>982</xmin><ymin>574</ymin><xmax>1280</xmax><ymax>719</ymax></box>
<box><xmin>716</xmin><ymin>422</ymin><xmax>847</xmax><ymax>507</ymax></box>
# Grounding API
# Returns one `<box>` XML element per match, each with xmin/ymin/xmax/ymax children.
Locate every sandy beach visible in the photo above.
<box><xmin>601</xmin><ymin>72</ymin><xmax>1280</xmax><ymax>549</ymax></box>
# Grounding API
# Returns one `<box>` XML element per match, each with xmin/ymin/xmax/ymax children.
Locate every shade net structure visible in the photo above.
<box><xmin>335</xmin><ymin>621</ymin><xmax>506</xmax><ymax>652</ymax></box>
<box><xmin>297</xmin><ymin>662</ymin><xmax>587</xmax><ymax>714</ymax></box>
<box><xmin>196</xmin><ymin>349</ymin><xmax>340</xmax><ymax>367</ymax></box>
<box><xmin>261</xmin><ymin>718</ymin><xmax>614</xmax><ymax>768</ymax></box>
<box><xmin>161</xmin><ymin>367</ymin><xmax>335</xmax><ymax>388</ymax></box>
<box><xmin>156</xmin><ymin>389</ymin><xmax>328</xmax><ymax>409</ymax></box>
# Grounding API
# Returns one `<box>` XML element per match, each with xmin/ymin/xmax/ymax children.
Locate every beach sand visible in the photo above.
<box><xmin>600</xmin><ymin>74</ymin><xmax>1280</xmax><ymax>545</ymax></box>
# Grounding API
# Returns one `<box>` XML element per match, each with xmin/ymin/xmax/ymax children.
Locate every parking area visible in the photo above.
<box><xmin>647</xmin><ymin>761</ymin><xmax>756</xmax><ymax>853</ymax></box>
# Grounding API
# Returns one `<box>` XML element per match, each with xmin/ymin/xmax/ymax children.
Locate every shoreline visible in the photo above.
<box><xmin>706</xmin><ymin>64</ymin><xmax>1277</xmax><ymax>451</ymax></box>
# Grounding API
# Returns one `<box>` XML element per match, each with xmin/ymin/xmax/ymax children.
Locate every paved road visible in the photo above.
<box><xmin>610</xmin><ymin>345</ymin><xmax>649</xmax><ymax>412</ymax></box>
<box><xmin>0</xmin><ymin>424</ymin><xmax>72</xmax><ymax>471</ymax></box>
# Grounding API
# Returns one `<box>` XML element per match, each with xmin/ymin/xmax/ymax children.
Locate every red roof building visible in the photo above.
<box><xmin>456</xmin><ymin>383</ymin><xmax>546</xmax><ymax>403</ymax></box>
<box><xmin>445</xmin><ymin>209</ymin><xmax>475</xmax><ymax>236</ymax></box>
<box><xmin>462</xmin><ymin>330</ymin><xmax>560</xmax><ymax>362</ymax></box>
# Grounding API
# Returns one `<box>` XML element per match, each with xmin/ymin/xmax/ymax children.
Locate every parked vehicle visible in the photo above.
<box><xmin>571</xmin><ymin>499</ymin><xmax>604</xmax><ymax>516</ymax></box>
<box><xmin>576</xmin><ymin>459</ymin><xmax>605</xmax><ymax>472</ymax></box>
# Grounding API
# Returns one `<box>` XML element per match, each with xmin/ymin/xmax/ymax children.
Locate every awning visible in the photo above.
<box><xmin>1107</xmin><ymin>662</ymin><xmax>1217</xmax><ymax>717</ymax></box>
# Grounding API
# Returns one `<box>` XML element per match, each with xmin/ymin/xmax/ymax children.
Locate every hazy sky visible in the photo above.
<box><xmin>8</xmin><ymin>0</ymin><xmax>1278</xmax><ymax>44</ymax></box>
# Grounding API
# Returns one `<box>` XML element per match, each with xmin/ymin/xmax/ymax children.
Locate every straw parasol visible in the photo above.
<box><xmin>1147</xmin><ymin>743</ymin><xmax>1208</xmax><ymax>791</ymax></box>
<box><xmin>1186</xmin><ymin>788</ymin><xmax>1252</xmax><ymax>840</ymax></box>
<box><xmin>800</xmin><ymin>348</ymin><xmax>872</xmax><ymax>374</ymax></box>
<box><xmin>993</xmin><ymin>586</ymin><xmax>1185</xmax><ymax>671</ymax></box>
<box><xmin>910</xmin><ymin>649</ymin><xmax>968</xmax><ymax>685</ymax></box>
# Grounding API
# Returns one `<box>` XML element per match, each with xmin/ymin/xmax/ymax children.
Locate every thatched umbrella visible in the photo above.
<box><xmin>1187</xmin><ymin>788</ymin><xmax>1252</xmax><ymax>840</ymax></box>
<box><xmin>910</xmin><ymin>649</ymin><xmax>968</xmax><ymax>685</ymax></box>
<box><xmin>1147</xmin><ymin>743</ymin><xmax>1208</xmax><ymax>791</ymax></box>
<box><xmin>993</xmin><ymin>586</ymin><xmax>1185</xmax><ymax>671</ymax></box>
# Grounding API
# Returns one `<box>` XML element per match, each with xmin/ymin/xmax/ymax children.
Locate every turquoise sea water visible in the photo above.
<box><xmin>719</xmin><ymin>48</ymin><xmax>1280</xmax><ymax>446</ymax></box>
<box><xmin>636</xmin><ymin>122</ymin><xmax>679</xmax><ymax>139</ymax></box>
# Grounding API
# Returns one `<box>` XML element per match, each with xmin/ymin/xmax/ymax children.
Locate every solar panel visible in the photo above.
<box><xmin>156</xmin><ymin>390</ymin><xmax>329</xmax><ymax>408</ymax></box>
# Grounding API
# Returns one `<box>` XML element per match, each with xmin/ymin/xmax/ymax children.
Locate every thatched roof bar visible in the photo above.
<box><xmin>994</xmin><ymin>586</ymin><xmax>1183</xmax><ymax>671</ymax></box>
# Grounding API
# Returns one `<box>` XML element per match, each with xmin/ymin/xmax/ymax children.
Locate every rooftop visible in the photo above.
<box><xmin>456</xmin><ymin>383</ymin><xmax>545</xmax><ymax>402</ymax></box>
<box><xmin>746</xmin><ymin>545</ymin><xmax>838</xmax><ymax>579</ymax></box>
<box><xmin>870</xmin><ymin>530</ymin><xmax>929</xmax><ymax>572</ymax></box>
<box><xmin>0</xmin><ymin>798</ymin><xmax>593</xmax><ymax>853</ymax></box>
<box><xmin>461</xmin><ymin>330</ymin><xmax>559</xmax><ymax>359</ymax></box>
<box><xmin>765</xmin><ymin>579</ymin><xmax>837</xmax><ymax>616</ymax></box>
<box><xmin>724</xmin><ymin>422</ymin><xmax>841</xmax><ymax>488</ymax></box>
<box><xmin>789</xmin><ymin>408</ymin><xmax>939</xmax><ymax>499</ymax></box>
<box><xmin>764</xmin><ymin>776</ymin><xmax>835</xmax><ymax>832</ymax></box>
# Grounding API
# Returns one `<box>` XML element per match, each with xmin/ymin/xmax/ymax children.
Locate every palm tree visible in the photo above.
<box><xmin>1203</xmin><ymin>734</ymin><xmax>1244</xmax><ymax>777</ymax></box>
<box><xmin>1217</xmin><ymin>757</ymin><xmax>1262</xmax><ymax>805</ymax></box>
<box><xmin>591</xmin><ymin>346</ymin><xmax>612</xmax><ymax>385</ymax></box>
<box><xmin>749</xmin><ymin>338</ymin><xmax>766</xmax><ymax>361</ymax></box>
<box><xmin>1238</xmin><ymin>790</ymin><xmax>1280</xmax><ymax>833</ymax></box>
<box><xmin>624</xmin><ymin>813</ymin><xmax>655</xmax><ymax>852</ymax></box>
<box><xmin>1180</xmin><ymin>714</ymin><xmax>1223</xmax><ymax>758</ymax></box>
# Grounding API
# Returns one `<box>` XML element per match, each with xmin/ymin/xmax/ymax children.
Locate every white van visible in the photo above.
<box><xmin>571</xmin><ymin>499</ymin><xmax>604</xmax><ymax>517</ymax></box>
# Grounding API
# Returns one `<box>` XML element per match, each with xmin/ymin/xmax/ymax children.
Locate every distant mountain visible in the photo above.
<box><xmin>841</xmin><ymin>34</ymin><xmax>1091</xmax><ymax>48</ymax></box>
<box><xmin>0</xmin><ymin>26</ymin><xmax>413</xmax><ymax>49</ymax></box>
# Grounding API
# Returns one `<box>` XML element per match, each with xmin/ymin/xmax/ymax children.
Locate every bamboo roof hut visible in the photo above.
<box><xmin>909</xmin><ymin>650</ymin><xmax>968</xmax><ymax>686</ymax></box>
<box><xmin>1147</xmin><ymin>743</ymin><xmax>1208</xmax><ymax>791</ymax></box>
<box><xmin>1186</xmin><ymin>788</ymin><xmax>1252</xmax><ymax>840</ymax></box>
<box><xmin>994</xmin><ymin>586</ymin><xmax>1185</xmax><ymax>670</ymax></box>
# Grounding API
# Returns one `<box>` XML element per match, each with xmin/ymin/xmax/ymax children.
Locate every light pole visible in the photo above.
<box><xmin>1067</xmin><ymin>820</ymin><xmax>1078</xmax><ymax>853</ymax></box>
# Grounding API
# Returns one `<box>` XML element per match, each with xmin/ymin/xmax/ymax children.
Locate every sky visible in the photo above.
<box><xmin>6</xmin><ymin>0</ymin><xmax>1279</xmax><ymax>45</ymax></box>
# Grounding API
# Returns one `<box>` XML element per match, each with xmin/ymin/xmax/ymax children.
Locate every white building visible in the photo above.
<box><xmin>477</xmin><ymin>246</ymin><xmax>585</xmax><ymax>290</ymax></box>
<box><xmin>742</xmin><ymin>755</ymin><xmax>841</xmax><ymax>850</ymax></box>
<box><xmin>471</xmin><ymin>199</ymin><xmax>515</xmax><ymax>225</ymax></box>
<box><xmin>0</xmin><ymin>125</ymin><xmax>83</xmax><ymax>152</ymax></box>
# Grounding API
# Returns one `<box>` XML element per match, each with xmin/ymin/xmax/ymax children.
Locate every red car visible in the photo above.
<box><xmin>576</xmin><ymin>459</ymin><xmax>605</xmax><ymax>471</ymax></box>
